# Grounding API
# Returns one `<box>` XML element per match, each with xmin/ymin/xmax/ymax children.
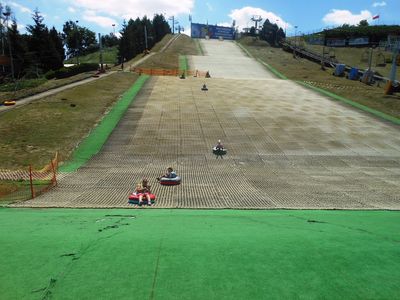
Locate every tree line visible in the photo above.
<box><xmin>118</xmin><ymin>14</ymin><xmax>170</xmax><ymax>62</ymax></box>
<box><xmin>0</xmin><ymin>3</ymin><xmax>171</xmax><ymax>81</ymax></box>
<box><xmin>323</xmin><ymin>24</ymin><xmax>400</xmax><ymax>45</ymax></box>
<box><xmin>246</xmin><ymin>19</ymin><xmax>286</xmax><ymax>46</ymax></box>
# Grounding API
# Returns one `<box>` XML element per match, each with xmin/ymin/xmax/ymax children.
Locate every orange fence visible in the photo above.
<box><xmin>130</xmin><ymin>67</ymin><xmax>209</xmax><ymax>77</ymax></box>
<box><xmin>0</xmin><ymin>153</ymin><xmax>58</xmax><ymax>204</ymax></box>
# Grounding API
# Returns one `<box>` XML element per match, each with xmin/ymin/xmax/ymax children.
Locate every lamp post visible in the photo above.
<box><xmin>275</xmin><ymin>19</ymin><xmax>279</xmax><ymax>46</ymax></box>
<box><xmin>112</xmin><ymin>24</ymin><xmax>115</xmax><ymax>35</ymax></box>
<box><xmin>294</xmin><ymin>25</ymin><xmax>298</xmax><ymax>46</ymax></box>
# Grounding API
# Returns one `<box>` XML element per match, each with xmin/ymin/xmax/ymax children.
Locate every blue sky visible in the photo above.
<box><xmin>5</xmin><ymin>0</ymin><xmax>400</xmax><ymax>37</ymax></box>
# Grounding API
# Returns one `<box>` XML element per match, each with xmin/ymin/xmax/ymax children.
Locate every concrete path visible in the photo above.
<box><xmin>0</xmin><ymin>71</ymin><xmax>116</xmax><ymax>114</ymax></box>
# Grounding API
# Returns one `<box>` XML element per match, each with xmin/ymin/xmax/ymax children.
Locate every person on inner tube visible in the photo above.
<box><xmin>215</xmin><ymin>140</ymin><xmax>224</xmax><ymax>150</ymax></box>
<box><xmin>142</xmin><ymin>178</ymin><xmax>151</xmax><ymax>193</ymax></box>
<box><xmin>157</xmin><ymin>167</ymin><xmax>177</xmax><ymax>181</ymax></box>
<box><xmin>135</xmin><ymin>183</ymin><xmax>151</xmax><ymax>206</ymax></box>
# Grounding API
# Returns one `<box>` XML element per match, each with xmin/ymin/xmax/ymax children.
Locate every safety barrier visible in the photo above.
<box><xmin>130</xmin><ymin>67</ymin><xmax>208</xmax><ymax>77</ymax></box>
<box><xmin>0</xmin><ymin>153</ymin><xmax>58</xmax><ymax>203</ymax></box>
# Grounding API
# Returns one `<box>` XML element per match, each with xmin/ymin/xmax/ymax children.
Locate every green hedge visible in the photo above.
<box><xmin>54</xmin><ymin>63</ymin><xmax>99</xmax><ymax>79</ymax></box>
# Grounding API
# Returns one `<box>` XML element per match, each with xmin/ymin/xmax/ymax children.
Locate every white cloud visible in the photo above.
<box><xmin>8</xmin><ymin>1</ymin><xmax>32</xmax><ymax>14</ymax></box>
<box><xmin>68</xmin><ymin>7</ymin><xmax>76</xmax><ymax>13</ymax></box>
<box><xmin>322</xmin><ymin>9</ymin><xmax>372</xmax><ymax>26</ymax></box>
<box><xmin>206</xmin><ymin>2</ymin><xmax>213</xmax><ymax>12</ymax></box>
<box><xmin>217</xmin><ymin>22</ymin><xmax>231</xmax><ymax>27</ymax></box>
<box><xmin>83</xmin><ymin>10</ymin><xmax>118</xmax><ymax>28</ymax></box>
<box><xmin>228</xmin><ymin>7</ymin><xmax>291</xmax><ymax>32</ymax></box>
<box><xmin>70</xmin><ymin>0</ymin><xmax>193</xmax><ymax>20</ymax></box>
<box><xmin>372</xmin><ymin>1</ymin><xmax>386</xmax><ymax>7</ymax></box>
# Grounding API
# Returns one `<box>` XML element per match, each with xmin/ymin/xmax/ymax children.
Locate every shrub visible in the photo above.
<box><xmin>44</xmin><ymin>70</ymin><xmax>56</xmax><ymax>80</ymax></box>
<box><xmin>54</xmin><ymin>63</ymin><xmax>99</xmax><ymax>79</ymax></box>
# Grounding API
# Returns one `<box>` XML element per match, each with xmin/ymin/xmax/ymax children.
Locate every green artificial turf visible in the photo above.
<box><xmin>59</xmin><ymin>75</ymin><xmax>149</xmax><ymax>172</ymax></box>
<box><xmin>0</xmin><ymin>208</ymin><xmax>399</xmax><ymax>299</ymax></box>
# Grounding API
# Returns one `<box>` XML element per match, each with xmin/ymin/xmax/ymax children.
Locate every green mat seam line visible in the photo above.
<box><xmin>257</xmin><ymin>59</ymin><xmax>288</xmax><ymax>80</ymax></box>
<box><xmin>235</xmin><ymin>42</ymin><xmax>286</xmax><ymax>80</ymax></box>
<box><xmin>59</xmin><ymin>75</ymin><xmax>150</xmax><ymax>172</ymax></box>
<box><xmin>297</xmin><ymin>81</ymin><xmax>400</xmax><ymax>125</ymax></box>
<box><xmin>195</xmin><ymin>39</ymin><xmax>204</xmax><ymax>56</ymax></box>
<box><xmin>179</xmin><ymin>55</ymin><xmax>188</xmax><ymax>75</ymax></box>
<box><xmin>234</xmin><ymin>41</ymin><xmax>251</xmax><ymax>58</ymax></box>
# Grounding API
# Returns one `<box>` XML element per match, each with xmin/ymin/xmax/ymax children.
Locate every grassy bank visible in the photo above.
<box><xmin>0</xmin><ymin>72</ymin><xmax>138</xmax><ymax>170</ymax></box>
<box><xmin>137</xmin><ymin>34</ymin><xmax>199</xmax><ymax>69</ymax></box>
<box><xmin>239</xmin><ymin>37</ymin><xmax>400</xmax><ymax>119</ymax></box>
<box><xmin>65</xmin><ymin>46</ymin><xmax>118</xmax><ymax>65</ymax></box>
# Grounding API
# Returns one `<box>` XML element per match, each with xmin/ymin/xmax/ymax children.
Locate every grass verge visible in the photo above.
<box><xmin>60</xmin><ymin>75</ymin><xmax>149</xmax><ymax>172</ymax></box>
<box><xmin>238</xmin><ymin>37</ymin><xmax>400</xmax><ymax>120</ymax></box>
<box><xmin>0</xmin><ymin>72</ymin><xmax>138</xmax><ymax>170</ymax></box>
<box><xmin>0</xmin><ymin>72</ymin><xmax>95</xmax><ymax>102</ymax></box>
<box><xmin>0</xmin><ymin>208</ymin><xmax>399</xmax><ymax>299</ymax></box>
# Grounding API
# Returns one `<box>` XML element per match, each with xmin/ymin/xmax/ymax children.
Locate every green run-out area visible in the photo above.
<box><xmin>1</xmin><ymin>208</ymin><xmax>399</xmax><ymax>300</ymax></box>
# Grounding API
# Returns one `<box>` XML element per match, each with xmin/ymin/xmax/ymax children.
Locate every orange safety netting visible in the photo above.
<box><xmin>0</xmin><ymin>153</ymin><xmax>58</xmax><ymax>203</ymax></box>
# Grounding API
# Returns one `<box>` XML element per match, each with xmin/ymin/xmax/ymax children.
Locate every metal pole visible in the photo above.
<box><xmin>75</xmin><ymin>20</ymin><xmax>79</xmax><ymax>65</ymax></box>
<box><xmin>368</xmin><ymin>47</ymin><xmax>373</xmax><ymax>70</ymax></box>
<box><xmin>98</xmin><ymin>33</ymin><xmax>103</xmax><ymax>71</ymax></box>
<box><xmin>385</xmin><ymin>48</ymin><xmax>399</xmax><ymax>95</ymax></box>
<box><xmin>144</xmin><ymin>25</ymin><xmax>148</xmax><ymax>50</ymax></box>
<box><xmin>321</xmin><ymin>31</ymin><xmax>326</xmax><ymax>70</ymax></box>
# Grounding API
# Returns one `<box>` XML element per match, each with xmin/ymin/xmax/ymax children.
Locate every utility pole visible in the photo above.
<box><xmin>144</xmin><ymin>25</ymin><xmax>148</xmax><ymax>50</ymax></box>
<box><xmin>169</xmin><ymin>16</ymin><xmax>175</xmax><ymax>34</ymax></box>
<box><xmin>3</xmin><ymin>11</ymin><xmax>14</xmax><ymax>83</ymax></box>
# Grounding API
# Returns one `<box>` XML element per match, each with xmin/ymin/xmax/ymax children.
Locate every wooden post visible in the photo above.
<box><xmin>29</xmin><ymin>165</ymin><xmax>35</xmax><ymax>199</ymax></box>
<box><xmin>51</xmin><ymin>159</ymin><xmax>57</xmax><ymax>187</ymax></box>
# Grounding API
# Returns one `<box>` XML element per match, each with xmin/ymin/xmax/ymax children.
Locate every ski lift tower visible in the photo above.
<box><xmin>251</xmin><ymin>15</ymin><xmax>262</xmax><ymax>33</ymax></box>
<box><xmin>385</xmin><ymin>42</ymin><xmax>400</xmax><ymax>95</ymax></box>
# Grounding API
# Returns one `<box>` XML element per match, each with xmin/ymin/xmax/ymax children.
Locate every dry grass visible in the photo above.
<box><xmin>137</xmin><ymin>34</ymin><xmax>199</xmax><ymax>69</ymax></box>
<box><xmin>0</xmin><ymin>72</ymin><xmax>138</xmax><ymax>170</ymax></box>
<box><xmin>305</xmin><ymin>42</ymin><xmax>400</xmax><ymax>78</ymax></box>
<box><xmin>239</xmin><ymin>37</ymin><xmax>400</xmax><ymax>119</ymax></box>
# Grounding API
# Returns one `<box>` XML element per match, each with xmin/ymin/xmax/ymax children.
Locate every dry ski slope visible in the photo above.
<box><xmin>15</xmin><ymin>39</ymin><xmax>400</xmax><ymax>209</ymax></box>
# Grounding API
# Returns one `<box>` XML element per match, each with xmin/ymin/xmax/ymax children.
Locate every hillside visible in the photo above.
<box><xmin>64</xmin><ymin>46</ymin><xmax>118</xmax><ymax>65</ymax></box>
